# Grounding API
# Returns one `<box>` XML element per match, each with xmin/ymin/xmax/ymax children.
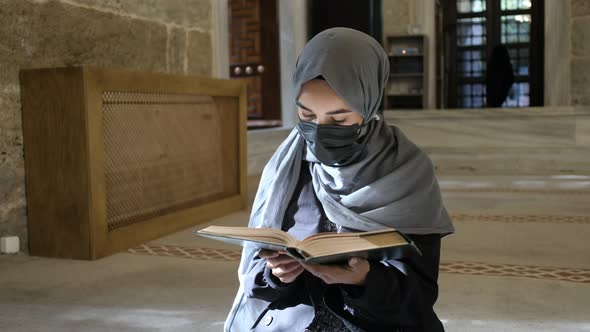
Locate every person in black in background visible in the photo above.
<box><xmin>224</xmin><ymin>28</ymin><xmax>455</xmax><ymax>332</ymax></box>
<box><xmin>486</xmin><ymin>44</ymin><xmax>515</xmax><ymax>107</ymax></box>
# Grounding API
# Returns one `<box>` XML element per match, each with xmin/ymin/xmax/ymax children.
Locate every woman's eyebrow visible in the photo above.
<box><xmin>296</xmin><ymin>100</ymin><xmax>352</xmax><ymax>115</ymax></box>
<box><xmin>296</xmin><ymin>100</ymin><xmax>314</xmax><ymax>113</ymax></box>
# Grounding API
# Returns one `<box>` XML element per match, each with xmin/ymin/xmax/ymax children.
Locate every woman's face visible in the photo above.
<box><xmin>297</xmin><ymin>79</ymin><xmax>364</xmax><ymax>126</ymax></box>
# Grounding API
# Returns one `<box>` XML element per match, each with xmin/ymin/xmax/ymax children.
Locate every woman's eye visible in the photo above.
<box><xmin>333</xmin><ymin>118</ymin><xmax>346</xmax><ymax>123</ymax></box>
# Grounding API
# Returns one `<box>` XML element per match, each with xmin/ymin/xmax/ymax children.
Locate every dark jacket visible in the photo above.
<box><xmin>243</xmin><ymin>162</ymin><xmax>445</xmax><ymax>331</ymax></box>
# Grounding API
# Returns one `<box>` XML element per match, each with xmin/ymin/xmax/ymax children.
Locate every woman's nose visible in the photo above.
<box><xmin>315</xmin><ymin>115</ymin><xmax>331</xmax><ymax>125</ymax></box>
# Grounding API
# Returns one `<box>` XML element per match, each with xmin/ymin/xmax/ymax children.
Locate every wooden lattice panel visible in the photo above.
<box><xmin>19</xmin><ymin>66</ymin><xmax>247</xmax><ymax>260</ymax></box>
<box><xmin>229</xmin><ymin>0</ymin><xmax>273</xmax><ymax>119</ymax></box>
<box><xmin>102</xmin><ymin>92</ymin><xmax>227</xmax><ymax>231</ymax></box>
<box><xmin>229</xmin><ymin>0</ymin><xmax>262</xmax><ymax>65</ymax></box>
<box><xmin>245</xmin><ymin>77</ymin><xmax>262</xmax><ymax>117</ymax></box>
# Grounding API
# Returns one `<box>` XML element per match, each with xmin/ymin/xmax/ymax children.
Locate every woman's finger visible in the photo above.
<box><xmin>276</xmin><ymin>265</ymin><xmax>305</xmax><ymax>283</ymax></box>
<box><xmin>258</xmin><ymin>249</ymin><xmax>279</xmax><ymax>259</ymax></box>
<box><xmin>268</xmin><ymin>260</ymin><xmax>301</xmax><ymax>274</ymax></box>
<box><xmin>266</xmin><ymin>254</ymin><xmax>298</xmax><ymax>268</ymax></box>
<box><xmin>305</xmin><ymin>259</ymin><xmax>369</xmax><ymax>285</ymax></box>
<box><xmin>271</xmin><ymin>261</ymin><xmax>302</xmax><ymax>277</ymax></box>
<box><xmin>347</xmin><ymin>257</ymin><xmax>367</xmax><ymax>270</ymax></box>
<box><xmin>302</xmin><ymin>263</ymin><xmax>341</xmax><ymax>275</ymax></box>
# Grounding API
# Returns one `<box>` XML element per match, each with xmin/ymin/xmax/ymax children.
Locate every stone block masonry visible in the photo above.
<box><xmin>571</xmin><ymin>0</ymin><xmax>590</xmax><ymax>106</ymax></box>
<box><xmin>0</xmin><ymin>0</ymin><xmax>214</xmax><ymax>252</ymax></box>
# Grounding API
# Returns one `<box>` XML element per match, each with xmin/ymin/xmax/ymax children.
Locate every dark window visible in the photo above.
<box><xmin>309</xmin><ymin>0</ymin><xmax>382</xmax><ymax>42</ymax></box>
<box><xmin>442</xmin><ymin>0</ymin><xmax>544</xmax><ymax>108</ymax></box>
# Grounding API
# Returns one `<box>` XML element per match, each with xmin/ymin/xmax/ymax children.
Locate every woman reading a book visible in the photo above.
<box><xmin>225</xmin><ymin>28</ymin><xmax>454</xmax><ymax>332</ymax></box>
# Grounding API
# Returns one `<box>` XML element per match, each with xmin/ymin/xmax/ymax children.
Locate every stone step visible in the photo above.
<box><xmin>438</xmin><ymin>174</ymin><xmax>590</xmax><ymax>192</ymax></box>
<box><xmin>426</xmin><ymin>147</ymin><xmax>590</xmax><ymax>175</ymax></box>
<box><xmin>441</xmin><ymin>219</ymin><xmax>589</xmax><ymax>269</ymax></box>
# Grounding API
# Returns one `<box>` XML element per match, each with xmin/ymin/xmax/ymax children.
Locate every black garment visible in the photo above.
<box><xmin>486</xmin><ymin>44</ymin><xmax>515</xmax><ymax>107</ymax></box>
<box><xmin>243</xmin><ymin>162</ymin><xmax>445</xmax><ymax>331</ymax></box>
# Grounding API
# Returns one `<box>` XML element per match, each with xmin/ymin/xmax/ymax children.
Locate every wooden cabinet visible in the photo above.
<box><xmin>385</xmin><ymin>35</ymin><xmax>427</xmax><ymax>110</ymax></box>
<box><xmin>19</xmin><ymin>66</ymin><xmax>248</xmax><ymax>259</ymax></box>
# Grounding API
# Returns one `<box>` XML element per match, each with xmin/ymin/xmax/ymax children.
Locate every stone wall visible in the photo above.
<box><xmin>381</xmin><ymin>0</ymin><xmax>436</xmax><ymax>108</ymax></box>
<box><xmin>0</xmin><ymin>0</ymin><xmax>214</xmax><ymax>252</ymax></box>
<box><xmin>571</xmin><ymin>0</ymin><xmax>590</xmax><ymax>105</ymax></box>
<box><xmin>545</xmin><ymin>0</ymin><xmax>570</xmax><ymax>106</ymax></box>
<box><xmin>382</xmin><ymin>0</ymin><xmax>410</xmax><ymax>39</ymax></box>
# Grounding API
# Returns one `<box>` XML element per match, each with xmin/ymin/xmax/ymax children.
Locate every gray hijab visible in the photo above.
<box><xmin>224</xmin><ymin>28</ymin><xmax>454</xmax><ymax>331</ymax></box>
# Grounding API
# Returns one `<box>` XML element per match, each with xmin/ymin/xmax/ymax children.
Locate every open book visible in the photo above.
<box><xmin>196</xmin><ymin>226</ymin><xmax>420</xmax><ymax>264</ymax></box>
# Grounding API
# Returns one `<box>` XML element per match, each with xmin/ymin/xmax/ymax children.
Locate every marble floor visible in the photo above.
<box><xmin>1</xmin><ymin>173</ymin><xmax>589</xmax><ymax>332</ymax></box>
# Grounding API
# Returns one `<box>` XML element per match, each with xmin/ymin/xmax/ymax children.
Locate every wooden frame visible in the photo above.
<box><xmin>442</xmin><ymin>0</ymin><xmax>544</xmax><ymax>108</ymax></box>
<box><xmin>384</xmin><ymin>35</ymin><xmax>428</xmax><ymax>110</ymax></box>
<box><xmin>19</xmin><ymin>66</ymin><xmax>248</xmax><ymax>260</ymax></box>
<box><xmin>228</xmin><ymin>0</ymin><xmax>282</xmax><ymax>128</ymax></box>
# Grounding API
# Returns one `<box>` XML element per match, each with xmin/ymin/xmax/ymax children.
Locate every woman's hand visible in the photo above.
<box><xmin>259</xmin><ymin>249</ymin><xmax>305</xmax><ymax>284</ymax></box>
<box><xmin>302</xmin><ymin>257</ymin><xmax>370</xmax><ymax>286</ymax></box>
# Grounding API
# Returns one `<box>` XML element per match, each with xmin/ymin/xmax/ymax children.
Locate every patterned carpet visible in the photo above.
<box><xmin>450</xmin><ymin>213</ymin><xmax>590</xmax><ymax>224</ymax></box>
<box><xmin>442</xmin><ymin>188</ymin><xmax>590</xmax><ymax>195</ymax></box>
<box><xmin>127</xmin><ymin>243</ymin><xmax>590</xmax><ymax>284</ymax></box>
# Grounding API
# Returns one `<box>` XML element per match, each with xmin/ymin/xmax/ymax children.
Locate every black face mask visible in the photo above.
<box><xmin>296</xmin><ymin>120</ymin><xmax>366</xmax><ymax>167</ymax></box>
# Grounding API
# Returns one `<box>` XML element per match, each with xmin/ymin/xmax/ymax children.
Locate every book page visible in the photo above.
<box><xmin>198</xmin><ymin>226</ymin><xmax>299</xmax><ymax>247</ymax></box>
<box><xmin>298</xmin><ymin>229</ymin><xmax>398</xmax><ymax>246</ymax></box>
<box><xmin>298</xmin><ymin>230</ymin><xmax>407</xmax><ymax>258</ymax></box>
